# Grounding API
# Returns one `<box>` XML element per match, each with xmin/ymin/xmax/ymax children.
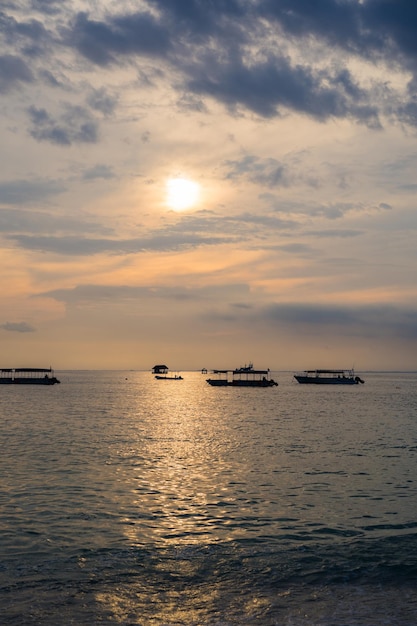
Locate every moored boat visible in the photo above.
<box><xmin>0</xmin><ymin>367</ymin><xmax>60</xmax><ymax>385</ymax></box>
<box><xmin>294</xmin><ymin>369</ymin><xmax>365</xmax><ymax>385</ymax></box>
<box><xmin>207</xmin><ymin>363</ymin><xmax>278</xmax><ymax>387</ymax></box>
<box><xmin>152</xmin><ymin>364</ymin><xmax>183</xmax><ymax>380</ymax></box>
<box><xmin>154</xmin><ymin>373</ymin><xmax>183</xmax><ymax>380</ymax></box>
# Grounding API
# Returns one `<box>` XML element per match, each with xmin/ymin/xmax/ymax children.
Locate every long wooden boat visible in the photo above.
<box><xmin>206</xmin><ymin>363</ymin><xmax>278</xmax><ymax>387</ymax></box>
<box><xmin>294</xmin><ymin>369</ymin><xmax>364</xmax><ymax>385</ymax></box>
<box><xmin>0</xmin><ymin>367</ymin><xmax>60</xmax><ymax>385</ymax></box>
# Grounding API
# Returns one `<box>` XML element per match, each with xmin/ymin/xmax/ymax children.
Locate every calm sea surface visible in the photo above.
<box><xmin>1</xmin><ymin>370</ymin><xmax>417</xmax><ymax>625</ymax></box>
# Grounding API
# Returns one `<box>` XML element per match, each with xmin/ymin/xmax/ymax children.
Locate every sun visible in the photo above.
<box><xmin>166</xmin><ymin>177</ymin><xmax>200</xmax><ymax>211</ymax></box>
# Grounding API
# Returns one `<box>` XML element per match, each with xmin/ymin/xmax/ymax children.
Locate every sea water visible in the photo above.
<box><xmin>0</xmin><ymin>370</ymin><xmax>417</xmax><ymax>625</ymax></box>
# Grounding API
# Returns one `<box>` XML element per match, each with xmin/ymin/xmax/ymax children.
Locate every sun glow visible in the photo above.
<box><xmin>166</xmin><ymin>177</ymin><xmax>200</xmax><ymax>211</ymax></box>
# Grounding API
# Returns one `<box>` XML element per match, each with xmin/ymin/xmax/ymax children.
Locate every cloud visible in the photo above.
<box><xmin>164</xmin><ymin>210</ymin><xmax>298</xmax><ymax>237</ymax></box>
<box><xmin>29</xmin><ymin>0</ymin><xmax>63</xmax><ymax>16</ymax></box>
<box><xmin>268</xmin><ymin>199</ymin><xmax>385</xmax><ymax>220</ymax></box>
<box><xmin>55</xmin><ymin>2</ymin><xmax>387</xmax><ymax>125</ymax></box>
<box><xmin>9</xmin><ymin>232</ymin><xmax>233</xmax><ymax>256</ymax></box>
<box><xmin>0</xmin><ymin>54</ymin><xmax>33</xmax><ymax>93</ymax></box>
<box><xmin>27</xmin><ymin>105</ymin><xmax>99</xmax><ymax>145</ymax></box>
<box><xmin>0</xmin><ymin>321</ymin><xmax>36</xmax><ymax>333</ymax></box>
<box><xmin>261</xmin><ymin>302</ymin><xmax>417</xmax><ymax>340</ymax></box>
<box><xmin>0</xmin><ymin>179</ymin><xmax>66</xmax><ymax>206</ymax></box>
<box><xmin>223</xmin><ymin>155</ymin><xmax>289</xmax><ymax>188</ymax></box>
<box><xmin>86</xmin><ymin>87</ymin><xmax>118</xmax><ymax>116</ymax></box>
<box><xmin>0</xmin><ymin>207</ymin><xmax>113</xmax><ymax>236</ymax></box>
<box><xmin>82</xmin><ymin>164</ymin><xmax>115</xmax><ymax>181</ymax></box>
<box><xmin>185</xmin><ymin>53</ymin><xmax>378</xmax><ymax>124</ymax></box>
<box><xmin>307</xmin><ymin>229</ymin><xmax>363</xmax><ymax>239</ymax></box>
<box><xmin>69</xmin><ymin>11</ymin><xmax>172</xmax><ymax>66</ymax></box>
<box><xmin>4</xmin><ymin>1</ymin><xmax>417</xmax><ymax>127</ymax></box>
<box><xmin>38</xmin><ymin>283</ymin><xmax>250</xmax><ymax>305</ymax></box>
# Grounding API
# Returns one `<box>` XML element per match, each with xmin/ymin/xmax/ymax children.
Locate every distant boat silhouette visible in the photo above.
<box><xmin>152</xmin><ymin>364</ymin><xmax>183</xmax><ymax>380</ymax></box>
<box><xmin>206</xmin><ymin>362</ymin><xmax>278</xmax><ymax>387</ymax></box>
<box><xmin>0</xmin><ymin>367</ymin><xmax>60</xmax><ymax>385</ymax></box>
<box><xmin>294</xmin><ymin>369</ymin><xmax>365</xmax><ymax>385</ymax></box>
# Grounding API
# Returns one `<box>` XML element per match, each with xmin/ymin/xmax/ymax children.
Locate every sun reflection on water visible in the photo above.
<box><xmin>120</xmin><ymin>372</ymin><xmax>243</xmax><ymax>547</ymax></box>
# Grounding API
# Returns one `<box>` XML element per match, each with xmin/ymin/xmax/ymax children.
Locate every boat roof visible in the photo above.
<box><xmin>211</xmin><ymin>368</ymin><xmax>270</xmax><ymax>375</ymax></box>
<box><xmin>233</xmin><ymin>367</ymin><xmax>269</xmax><ymax>374</ymax></box>
<box><xmin>1</xmin><ymin>367</ymin><xmax>53</xmax><ymax>372</ymax></box>
<box><xmin>302</xmin><ymin>369</ymin><xmax>352</xmax><ymax>374</ymax></box>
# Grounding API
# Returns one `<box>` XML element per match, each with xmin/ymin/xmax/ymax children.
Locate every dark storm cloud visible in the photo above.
<box><xmin>27</xmin><ymin>105</ymin><xmax>99</xmax><ymax>145</ymax></box>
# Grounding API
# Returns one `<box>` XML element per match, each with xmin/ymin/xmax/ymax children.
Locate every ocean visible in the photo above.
<box><xmin>1</xmin><ymin>370</ymin><xmax>417</xmax><ymax>625</ymax></box>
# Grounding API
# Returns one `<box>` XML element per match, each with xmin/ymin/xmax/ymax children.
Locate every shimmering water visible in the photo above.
<box><xmin>1</xmin><ymin>370</ymin><xmax>417</xmax><ymax>625</ymax></box>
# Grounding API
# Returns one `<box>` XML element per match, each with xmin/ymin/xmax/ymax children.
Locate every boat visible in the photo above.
<box><xmin>0</xmin><ymin>367</ymin><xmax>60</xmax><ymax>385</ymax></box>
<box><xmin>152</xmin><ymin>364</ymin><xmax>183</xmax><ymax>380</ymax></box>
<box><xmin>206</xmin><ymin>363</ymin><xmax>278</xmax><ymax>387</ymax></box>
<box><xmin>294</xmin><ymin>369</ymin><xmax>365</xmax><ymax>385</ymax></box>
<box><xmin>154</xmin><ymin>373</ymin><xmax>183</xmax><ymax>380</ymax></box>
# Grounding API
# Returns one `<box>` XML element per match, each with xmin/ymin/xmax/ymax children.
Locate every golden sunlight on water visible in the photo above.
<box><xmin>119</xmin><ymin>373</ymin><xmax>250</xmax><ymax>546</ymax></box>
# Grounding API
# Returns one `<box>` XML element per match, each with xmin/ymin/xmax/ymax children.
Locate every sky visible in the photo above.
<box><xmin>1</xmin><ymin>0</ymin><xmax>417</xmax><ymax>371</ymax></box>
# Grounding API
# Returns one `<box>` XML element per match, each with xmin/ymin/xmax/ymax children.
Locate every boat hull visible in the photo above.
<box><xmin>0</xmin><ymin>377</ymin><xmax>60</xmax><ymax>385</ymax></box>
<box><xmin>207</xmin><ymin>379</ymin><xmax>278</xmax><ymax>387</ymax></box>
<box><xmin>206</xmin><ymin>363</ymin><xmax>278</xmax><ymax>388</ymax></box>
<box><xmin>294</xmin><ymin>375</ymin><xmax>360</xmax><ymax>385</ymax></box>
<box><xmin>155</xmin><ymin>375</ymin><xmax>183</xmax><ymax>380</ymax></box>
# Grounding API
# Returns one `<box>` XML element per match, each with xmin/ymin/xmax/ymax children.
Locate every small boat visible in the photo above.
<box><xmin>154</xmin><ymin>373</ymin><xmax>183</xmax><ymax>380</ymax></box>
<box><xmin>206</xmin><ymin>363</ymin><xmax>278</xmax><ymax>387</ymax></box>
<box><xmin>152</xmin><ymin>364</ymin><xmax>183</xmax><ymax>380</ymax></box>
<box><xmin>0</xmin><ymin>367</ymin><xmax>60</xmax><ymax>385</ymax></box>
<box><xmin>294</xmin><ymin>369</ymin><xmax>365</xmax><ymax>385</ymax></box>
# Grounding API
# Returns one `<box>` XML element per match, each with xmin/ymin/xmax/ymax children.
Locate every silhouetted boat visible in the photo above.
<box><xmin>0</xmin><ymin>367</ymin><xmax>60</xmax><ymax>385</ymax></box>
<box><xmin>294</xmin><ymin>369</ymin><xmax>365</xmax><ymax>385</ymax></box>
<box><xmin>154</xmin><ymin>373</ymin><xmax>183</xmax><ymax>380</ymax></box>
<box><xmin>152</xmin><ymin>364</ymin><xmax>183</xmax><ymax>380</ymax></box>
<box><xmin>206</xmin><ymin>363</ymin><xmax>278</xmax><ymax>387</ymax></box>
